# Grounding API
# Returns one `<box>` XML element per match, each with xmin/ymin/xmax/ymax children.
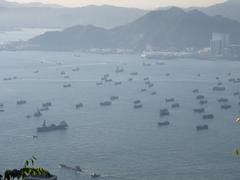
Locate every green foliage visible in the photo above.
<box><xmin>2</xmin><ymin>156</ymin><xmax>52</xmax><ymax>180</ymax></box>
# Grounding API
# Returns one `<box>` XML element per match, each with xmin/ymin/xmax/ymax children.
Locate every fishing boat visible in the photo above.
<box><xmin>37</xmin><ymin>120</ymin><xmax>68</xmax><ymax>133</ymax></box>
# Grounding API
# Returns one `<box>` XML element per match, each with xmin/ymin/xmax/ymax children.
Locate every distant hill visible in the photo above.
<box><xmin>0</xmin><ymin>3</ymin><xmax>147</xmax><ymax>29</ymax></box>
<box><xmin>191</xmin><ymin>0</ymin><xmax>240</xmax><ymax>22</ymax></box>
<box><xmin>28</xmin><ymin>7</ymin><xmax>240</xmax><ymax>51</ymax></box>
<box><xmin>0</xmin><ymin>0</ymin><xmax>62</xmax><ymax>8</ymax></box>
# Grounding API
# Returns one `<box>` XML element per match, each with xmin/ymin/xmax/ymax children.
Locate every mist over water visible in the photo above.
<box><xmin>0</xmin><ymin>50</ymin><xmax>239</xmax><ymax>180</ymax></box>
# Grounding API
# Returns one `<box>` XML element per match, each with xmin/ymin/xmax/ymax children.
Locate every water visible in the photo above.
<box><xmin>0</xmin><ymin>50</ymin><xmax>239</xmax><ymax>180</ymax></box>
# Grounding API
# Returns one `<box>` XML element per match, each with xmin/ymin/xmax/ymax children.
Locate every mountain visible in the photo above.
<box><xmin>0</xmin><ymin>0</ymin><xmax>62</xmax><ymax>8</ymax></box>
<box><xmin>0</xmin><ymin>3</ymin><xmax>147</xmax><ymax>29</ymax></box>
<box><xmin>192</xmin><ymin>0</ymin><xmax>240</xmax><ymax>22</ymax></box>
<box><xmin>28</xmin><ymin>7</ymin><xmax>240</xmax><ymax>51</ymax></box>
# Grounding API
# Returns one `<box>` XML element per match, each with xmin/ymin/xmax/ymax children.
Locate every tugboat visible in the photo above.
<box><xmin>158</xmin><ymin>121</ymin><xmax>170</xmax><ymax>127</ymax></box>
<box><xmin>37</xmin><ymin>120</ymin><xmax>68</xmax><ymax>132</ymax></box>
<box><xmin>196</xmin><ymin>125</ymin><xmax>208</xmax><ymax>131</ymax></box>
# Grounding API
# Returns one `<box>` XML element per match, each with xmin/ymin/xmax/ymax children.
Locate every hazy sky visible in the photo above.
<box><xmin>8</xmin><ymin>0</ymin><xmax>226</xmax><ymax>9</ymax></box>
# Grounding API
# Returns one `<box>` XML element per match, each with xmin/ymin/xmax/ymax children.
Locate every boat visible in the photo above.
<box><xmin>134</xmin><ymin>104</ymin><xmax>143</xmax><ymax>109</ymax></box>
<box><xmin>160</xmin><ymin>109</ymin><xmax>170</xmax><ymax>117</ymax></box>
<box><xmin>196</xmin><ymin>95</ymin><xmax>205</xmax><ymax>100</ymax></box>
<box><xmin>115</xmin><ymin>66</ymin><xmax>124</xmax><ymax>73</ymax></box>
<box><xmin>110</xmin><ymin>96</ymin><xmax>119</xmax><ymax>101</ymax></box>
<box><xmin>26</xmin><ymin>115</ymin><xmax>31</xmax><ymax>119</ymax></box>
<box><xmin>64</xmin><ymin>76</ymin><xmax>70</xmax><ymax>79</ymax></box>
<box><xmin>202</xmin><ymin>114</ymin><xmax>214</xmax><ymax>119</ymax></box>
<box><xmin>218</xmin><ymin>98</ymin><xmax>229</xmax><ymax>103</ymax></box>
<box><xmin>221</xmin><ymin>104</ymin><xmax>232</xmax><ymax>110</ymax></box>
<box><xmin>0</xmin><ymin>109</ymin><xmax>4</xmax><ymax>112</ymax></box>
<box><xmin>42</xmin><ymin>102</ymin><xmax>52</xmax><ymax>107</ymax></box>
<box><xmin>33</xmin><ymin>70</ymin><xmax>39</xmax><ymax>74</ymax></box>
<box><xmin>114</xmin><ymin>81</ymin><xmax>122</xmax><ymax>86</ymax></box>
<box><xmin>0</xmin><ymin>104</ymin><xmax>4</xmax><ymax>107</ymax></box>
<box><xmin>37</xmin><ymin>120</ymin><xmax>68</xmax><ymax>133</ymax></box>
<box><xmin>165</xmin><ymin>98</ymin><xmax>175</xmax><ymax>103</ymax></box>
<box><xmin>143</xmin><ymin>77</ymin><xmax>150</xmax><ymax>81</ymax></box>
<box><xmin>34</xmin><ymin>110</ymin><xmax>42</xmax><ymax>118</ymax></box>
<box><xmin>59</xmin><ymin>164</ymin><xmax>82</xmax><ymax>172</ymax></box>
<box><xmin>16</xmin><ymin>100</ymin><xmax>27</xmax><ymax>105</ymax></box>
<box><xmin>217</xmin><ymin>82</ymin><xmax>223</xmax><ymax>86</ymax></box>
<box><xmin>96</xmin><ymin>82</ymin><xmax>103</xmax><ymax>86</ymax></box>
<box><xmin>142</xmin><ymin>62</ymin><xmax>151</xmax><ymax>66</ymax></box>
<box><xmin>75</xmin><ymin>103</ymin><xmax>83</xmax><ymax>108</ymax></box>
<box><xmin>39</xmin><ymin>107</ymin><xmax>49</xmax><ymax>112</ymax></box>
<box><xmin>158</xmin><ymin>121</ymin><xmax>170</xmax><ymax>127</ymax></box>
<box><xmin>100</xmin><ymin>101</ymin><xmax>112</xmax><ymax>106</ymax></box>
<box><xmin>128</xmin><ymin>78</ymin><xmax>133</xmax><ymax>82</ymax></box>
<box><xmin>134</xmin><ymin>100</ymin><xmax>141</xmax><ymax>104</ymax></box>
<box><xmin>171</xmin><ymin>103</ymin><xmax>180</xmax><ymax>108</ymax></box>
<box><xmin>192</xmin><ymin>89</ymin><xmax>199</xmax><ymax>94</ymax></box>
<box><xmin>151</xmin><ymin>92</ymin><xmax>157</xmax><ymax>95</ymax></box>
<box><xmin>141</xmin><ymin>89</ymin><xmax>147</xmax><ymax>92</ymax></box>
<box><xmin>165</xmin><ymin>73</ymin><xmax>170</xmax><ymax>76</ymax></box>
<box><xmin>60</xmin><ymin>71</ymin><xmax>66</xmax><ymax>75</ymax></box>
<box><xmin>233</xmin><ymin>92</ymin><xmax>240</xmax><ymax>96</ymax></box>
<box><xmin>199</xmin><ymin>100</ymin><xmax>208</xmax><ymax>105</ymax></box>
<box><xmin>72</xmin><ymin>67</ymin><xmax>80</xmax><ymax>72</ymax></box>
<box><xmin>33</xmin><ymin>135</ymin><xmax>38</xmax><ymax>139</ymax></box>
<box><xmin>148</xmin><ymin>83</ymin><xmax>154</xmax><ymax>88</ymax></box>
<box><xmin>63</xmin><ymin>84</ymin><xmax>72</xmax><ymax>88</ymax></box>
<box><xmin>229</xmin><ymin>78</ymin><xmax>235</xmax><ymax>82</ymax></box>
<box><xmin>193</xmin><ymin>108</ymin><xmax>205</xmax><ymax>113</ymax></box>
<box><xmin>130</xmin><ymin>72</ymin><xmax>138</xmax><ymax>76</ymax></box>
<box><xmin>90</xmin><ymin>173</ymin><xmax>100</xmax><ymax>178</ymax></box>
<box><xmin>213</xmin><ymin>86</ymin><xmax>226</xmax><ymax>91</ymax></box>
<box><xmin>196</xmin><ymin>125</ymin><xmax>208</xmax><ymax>131</ymax></box>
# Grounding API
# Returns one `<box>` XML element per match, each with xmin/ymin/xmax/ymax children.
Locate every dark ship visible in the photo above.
<box><xmin>37</xmin><ymin>120</ymin><xmax>68</xmax><ymax>132</ymax></box>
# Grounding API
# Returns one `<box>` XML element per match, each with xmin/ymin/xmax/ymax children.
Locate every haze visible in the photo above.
<box><xmin>8</xmin><ymin>0</ymin><xmax>226</xmax><ymax>9</ymax></box>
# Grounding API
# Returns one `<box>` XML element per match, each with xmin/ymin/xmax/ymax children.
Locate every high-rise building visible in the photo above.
<box><xmin>210</xmin><ymin>32</ymin><xmax>229</xmax><ymax>56</ymax></box>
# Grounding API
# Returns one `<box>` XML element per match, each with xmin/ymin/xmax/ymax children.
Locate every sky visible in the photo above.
<box><xmin>8</xmin><ymin>0</ymin><xmax>227</xmax><ymax>9</ymax></box>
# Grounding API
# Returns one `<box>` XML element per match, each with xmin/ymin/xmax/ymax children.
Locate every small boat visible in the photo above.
<box><xmin>196</xmin><ymin>125</ymin><xmax>208</xmax><ymax>131</ymax></box>
<box><xmin>100</xmin><ymin>101</ymin><xmax>112</xmax><ymax>106</ymax></box>
<box><xmin>26</xmin><ymin>115</ymin><xmax>31</xmax><ymax>119</ymax></box>
<box><xmin>110</xmin><ymin>96</ymin><xmax>119</xmax><ymax>101</ymax></box>
<box><xmin>141</xmin><ymin>89</ymin><xmax>147</xmax><ymax>92</ymax></box>
<box><xmin>199</xmin><ymin>100</ymin><xmax>208</xmax><ymax>105</ymax></box>
<box><xmin>128</xmin><ymin>78</ymin><xmax>133</xmax><ymax>82</ymax></box>
<box><xmin>33</xmin><ymin>70</ymin><xmax>39</xmax><ymax>74</ymax></box>
<box><xmin>213</xmin><ymin>86</ymin><xmax>226</xmax><ymax>91</ymax></box>
<box><xmin>192</xmin><ymin>89</ymin><xmax>199</xmax><ymax>94</ymax></box>
<box><xmin>143</xmin><ymin>77</ymin><xmax>150</xmax><ymax>81</ymax></box>
<box><xmin>145</xmin><ymin>81</ymin><xmax>151</xmax><ymax>85</ymax></box>
<box><xmin>96</xmin><ymin>82</ymin><xmax>103</xmax><ymax>86</ymax></box>
<box><xmin>142</xmin><ymin>62</ymin><xmax>151</xmax><ymax>66</ymax></box>
<box><xmin>37</xmin><ymin>120</ymin><xmax>68</xmax><ymax>133</ymax></box>
<box><xmin>34</xmin><ymin>110</ymin><xmax>42</xmax><ymax>118</ymax></box>
<box><xmin>42</xmin><ymin>102</ymin><xmax>52</xmax><ymax>107</ymax></box>
<box><xmin>229</xmin><ymin>78</ymin><xmax>235</xmax><ymax>82</ymax></box>
<box><xmin>90</xmin><ymin>173</ymin><xmax>100</xmax><ymax>178</ymax></box>
<box><xmin>158</xmin><ymin>121</ymin><xmax>170</xmax><ymax>127</ymax></box>
<box><xmin>221</xmin><ymin>104</ymin><xmax>231</xmax><ymax>110</ymax></box>
<box><xmin>202</xmin><ymin>114</ymin><xmax>214</xmax><ymax>120</ymax></box>
<box><xmin>114</xmin><ymin>81</ymin><xmax>122</xmax><ymax>86</ymax></box>
<box><xmin>63</xmin><ymin>84</ymin><xmax>72</xmax><ymax>88</ymax></box>
<box><xmin>39</xmin><ymin>107</ymin><xmax>49</xmax><ymax>112</ymax></box>
<box><xmin>60</xmin><ymin>71</ymin><xmax>66</xmax><ymax>75</ymax></box>
<box><xmin>16</xmin><ymin>100</ymin><xmax>27</xmax><ymax>105</ymax></box>
<box><xmin>148</xmin><ymin>83</ymin><xmax>154</xmax><ymax>88</ymax></box>
<box><xmin>196</xmin><ymin>95</ymin><xmax>205</xmax><ymax>100</ymax></box>
<box><xmin>130</xmin><ymin>72</ymin><xmax>138</xmax><ymax>76</ymax></box>
<box><xmin>3</xmin><ymin>77</ymin><xmax>12</xmax><ymax>81</ymax></box>
<box><xmin>33</xmin><ymin>135</ymin><xmax>38</xmax><ymax>139</ymax></box>
<box><xmin>64</xmin><ymin>76</ymin><xmax>70</xmax><ymax>79</ymax></box>
<box><xmin>134</xmin><ymin>100</ymin><xmax>141</xmax><ymax>104</ymax></box>
<box><xmin>0</xmin><ymin>104</ymin><xmax>4</xmax><ymax>107</ymax></box>
<box><xmin>193</xmin><ymin>108</ymin><xmax>205</xmax><ymax>113</ymax></box>
<box><xmin>156</xmin><ymin>62</ymin><xmax>165</xmax><ymax>65</ymax></box>
<box><xmin>165</xmin><ymin>98</ymin><xmax>175</xmax><ymax>103</ymax></box>
<box><xmin>160</xmin><ymin>109</ymin><xmax>170</xmax><ymax>117</ymax></box>
<box><xmin>59</xmin><ymin>164</ymin><xmax>82</xmax><ymax>172</ymax></box>
<box><xmin>165</xmin><ymin>73</ymin><xmax>170</xmax><ymax>77</ymax></box>
<box><xmin>151</xmin><ymin>92</ymin><xmax>157</xmax><ymax>95</ymax></box>
<box><xmin>134</xmin><ymin>104</ymin><xmax>143</xmax><ymax>109</ymax></box>
<box><xmin>72</xmin><ymin>67</ymin><xmax>80</xmax><ymax>72</ymax></box>
<box><xmin>233</xmin><ymin>92</ymin><xmax>240</xmax><ymax>96</ymax></box>
<box><xmin>75</xmin><ymin>103</ymin><xmax>83</xmax><ymax>108</ymax></box>
<box><xmin>217</xmin><ymin>82</ymin><xmax>223</xmax><ymax>86</ymax></box>
<box><xmin>115</xmin><ymin>66</ymin><xmax>124</xmax><ymax>73</ymax></box>
<box><xmin>171</xmin><ymin>103</ymin><xmax>180</xmax><ymax>108</ymax></box>
<box><xmin>0</xmin><ymin>109</ymin><xmax>4</xmax><ymax>112</ymax></box>
<box><xmin>218</xmin><ymin>98</ymin><xmax>229</xmax><ymax>103</ymax></box>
